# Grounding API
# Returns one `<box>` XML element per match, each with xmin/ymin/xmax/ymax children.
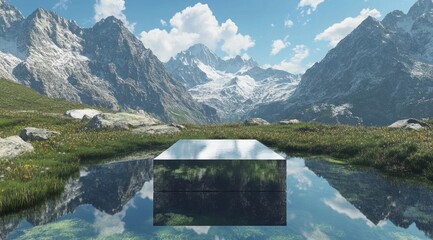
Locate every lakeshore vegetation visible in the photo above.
<box><xmin>0</xmin><ymin>79</ymin><xmax>433</xmax><ymax>214</ymax></box>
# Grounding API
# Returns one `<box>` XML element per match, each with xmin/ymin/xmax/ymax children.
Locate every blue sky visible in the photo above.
<box><xmin>8</xmin><ymin>0</ymin><xmax>417</xmax><ymax>73</ymax></box>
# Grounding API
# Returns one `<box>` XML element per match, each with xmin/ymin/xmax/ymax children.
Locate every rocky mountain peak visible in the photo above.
<box><xmin>382</xmin><ymin>10</ymin><xmax>406</xmax><ymax>27</ymax></box>
<box><xmin>227</xmin><ymin>55</ymin><xmax>258</xmax><ymax>67</ymax></box>
<box><xmin>93</xmin><ymin>16</ymin><xmax>125</xmax><ymax>31</ymax></box>
<box><xmin>249</xmin><ymin>0</ymin><xmax>433</xmax><ymax>125</ymax></box>
<box><xmin>408</xmin><ymin>0</ymin><xmax>433</xmax><ymax>18</ymax></box>
<box><xmin>178</xmin><ymin>43</ymin><xmax>221</xmax><ymax>68</ymax></box>
<box><xmin>0</xmin><ymin>0</ymin><xmax>24</xmax><ymax>34</ymax></box>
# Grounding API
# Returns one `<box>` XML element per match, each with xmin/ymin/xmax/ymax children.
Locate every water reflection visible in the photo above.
<box><xmin>1</xmin><ymin>159</ymin><xmax>153</xmax><ymax>239</ymax></box>
<box><xmin>306</xmin><ymin>160</ymin><xmax>433</xmax><ymax>238</ymax></box>
<box><xmin>1</xmin><ymin>157</ymin><xmax>432</xmax><ymax>239</ymax></box>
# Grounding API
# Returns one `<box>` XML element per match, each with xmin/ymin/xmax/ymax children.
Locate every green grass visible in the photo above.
<box><xmin>0</xmin><ymin>79</ymin><xmax>103</xmax><ymax>113</ymax></box>
<box><xmin>0</xmin><ymin>78</ymin><xmax>433</xmax><ymax>215</ymax></box>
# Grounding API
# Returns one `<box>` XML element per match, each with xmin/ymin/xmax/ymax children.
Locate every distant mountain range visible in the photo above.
<box><xmin>166</xmin><ymin>44</ymin><xmax>300</xmax><ymax>121</ymax></box>
<box><xmin>0</xmin><ymin>1</ymin><xmax>218</xmax><ymax>123</ymax></box>
<box><xmin>1</xmin><ymin>0</ymin><xmax>433</xmax><ymax>125</ymax></box>
<box><xmin>249</xmin><ymin>0</ymin><xmax>433</xmax><ymax>125</ymax></box>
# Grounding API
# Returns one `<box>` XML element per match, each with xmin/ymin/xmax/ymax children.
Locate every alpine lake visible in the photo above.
<box><xmin>2</xmin><ymin>140</ymin><xmax>433</xmax><ymax>240</ymax></box>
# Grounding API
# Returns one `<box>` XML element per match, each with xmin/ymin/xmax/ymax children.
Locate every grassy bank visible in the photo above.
<box><xmin>1</xmin><ymin>79</ymin><xmax>433</xmax><ymax>214</ymax></box>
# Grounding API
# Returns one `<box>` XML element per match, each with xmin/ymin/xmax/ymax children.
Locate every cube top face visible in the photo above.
<box><xmin>154</xmin><ymin>139</ymin><xmax>285</xmax><ymax>160</ymax></box>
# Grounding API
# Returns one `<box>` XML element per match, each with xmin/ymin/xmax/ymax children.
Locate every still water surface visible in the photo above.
<box><xmin>2</xmin><ymin>157</ymin><xmax>433</xmax><ymax>239</ymax></box>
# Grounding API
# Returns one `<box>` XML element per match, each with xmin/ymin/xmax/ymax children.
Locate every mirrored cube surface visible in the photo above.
<box><xmin>154</xmin><ymin>140</ymin><xmax>286</xmax><ymax>226</ymax></box>
<box><xmin>154</xmin><ymin>192</ymin><xmax>286</xmax><ymax>226</ymax></box>
<box><xmin>154</xmin><ymin>140</ymin><xmax>286</xmax><ymax>192</ymax></box>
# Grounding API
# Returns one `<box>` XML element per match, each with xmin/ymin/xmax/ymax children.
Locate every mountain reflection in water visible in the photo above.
<box><xmin>1</xmin><ymin>158</ymin><xmax>432</xmax><ymax>239</ymax></box>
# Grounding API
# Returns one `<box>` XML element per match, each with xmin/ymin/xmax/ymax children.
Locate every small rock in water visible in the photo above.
<box><xmin>19</xmin><ymin>127</ymin><xmax>61</xmax><ymax>141</ymax></box>
<box><xmin>244</xmin><ymin>118</ymin><xmax>270</xmax><ymax>126</ymax></box>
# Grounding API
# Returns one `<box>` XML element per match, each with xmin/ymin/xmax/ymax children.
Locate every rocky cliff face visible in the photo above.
<box><xmin>250</xmin><ymin>0</ymin><xmax>433</xmax><ymax>125</ymax></box>
<box><xmin>0</xmin><ymin>2</ymin><xmax>218</xmax><ymax>123</ymax></box>
<box><xmin>166</xmin><ymin>44</ymin><xmax>300</xmax><ymax>122</ymax></box>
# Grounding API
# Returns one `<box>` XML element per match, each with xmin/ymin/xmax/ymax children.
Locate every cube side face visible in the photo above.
<box><xmin>154</xmin><ymin>160</ymin><xmax>286</xmax><ymax>192</ymax></box>
<box><xmin>154</xmin><ymin>192</ymin><xmax>286</xmax><ymax>226</ymax></box>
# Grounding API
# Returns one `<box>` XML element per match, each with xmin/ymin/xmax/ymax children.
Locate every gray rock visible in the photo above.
<box><xmin>279</xmin><ymin>119</ymin><xmax>301</xmax><ymax>125</ymax></box>
<box><xmin>244</xmin><ymin>118</ymin><xmax>270</xmax><ymax>126</ymax></box>
<box><xmin>169</xmin><ymin>123</ymin><xmax>187</xmax><ymax>130</ymax></box>
<box><xmin>0</xmin><ymin>136</ymin><xmax>34</xmax><ymax>160</ymax></box>
<box><xmin>81</xmin><ymin>114</ymin><xmax>92</xmax><ymax>122</ymax></box>
<box><xmin>65</xmin><ymin>109</ymin><xmax>102</xmax><ymax>120</ymax></box>
<box><xmin>19</xmin><ymin>127</ymin><xmax>61</xmax><ymax>141</ymax></box>
<box><xmin>86</xmin><ymin>113</ymin><xmax>162</xmax><ymax>130</ymax></box>
<box><xmin>132</xmin><ymin>125</ymin><xmax>181</xmax><ymax>135</ymax></box>
<box><xmin>388</xmin><ymin>119</ymin><xmax>429</xmax><ymax>131</ymax></box>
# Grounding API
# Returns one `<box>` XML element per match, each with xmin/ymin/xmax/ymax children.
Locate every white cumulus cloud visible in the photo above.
<box><xmin>272</xmin><ymin>45</ymin><xmax>310</xmax><ymax>74</ymax></box>
<box><xmin>271</xmin><ymin>39</ymin><xmax>289</xmax><ymax>56</ymax></box>
<box><xmin>94</xmin><ymin>0</ymin><xmax>136</xmax><ymax>32</ymax></box>
<box><xmin>315</xmin><ymin>8</ymin><xmax>381</xmax><ymax>47</ymax></box>
<box><xmin>298</xmin><ymin>0</ymin><xmax>325</xmax><ymax>14</ymax></box>
<box><xmin>140</xmin><ymin>3</ymin><xmax>254</xmax><ymax>62</ymax></box>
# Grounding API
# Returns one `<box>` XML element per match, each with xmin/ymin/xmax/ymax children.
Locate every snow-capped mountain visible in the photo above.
<box><xmin>250</xmin><ymin>0</ymin><xmax>433</xmax><ymax>125</ymax></box>
<box><xmin>0</xmin><ymin>1</ymin><xmax>218</xmax><ymax>123</ymax></box>
<box><xmin>166</xmin><ymin>44</ymin><xmax>301</xmax><ymax>122</ymax></box>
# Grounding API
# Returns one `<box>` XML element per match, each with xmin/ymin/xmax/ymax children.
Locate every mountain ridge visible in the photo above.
<box><xmin>166</xmin><ymin>43</ymin><xmax>301</xmax><ymax>122</ymax></box>
<box><xmin>249</xmin><ymin>0</ymin><xmax>433</xmax><ymax>125</ymax></box>
<box><xmin>0</xmin><ymin>1</ymin><xmax>219</xmax><ymax>123</ymax></box>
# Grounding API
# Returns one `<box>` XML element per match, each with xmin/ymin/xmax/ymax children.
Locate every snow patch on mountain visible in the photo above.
<box><xmin>0</xmin><ymin>2</ymin><xmax>219</xmax><ymax>123</ymax></box>
<box><xmin>166</xmin><ymin>44</ymin><xmax>301</xmax><ymax>122</ymax></box>
<box><xmin>0</xmin><ymin>51</ymin><xmax>20</xmax><ymax>81</ymax></box>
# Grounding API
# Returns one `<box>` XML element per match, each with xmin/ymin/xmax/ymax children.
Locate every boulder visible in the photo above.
<box><xmin>86</xmin><ymin>113</ymin><xmax>162</xmax><ymax>130</ymax></box>
<box><xmin>0</xmin><ymin>136</ymin><xmax>34</xmax><ymax>160</ymax></box>
<box><xmin>388</xmin><ymin>118</ymin><xmax>429</xmax><ymax>131</ymax></box>
<box><xmin>169</xmin><ymin>123</ymin><xmax>187</xmax><ymax>130</ymax></box>
<box><xmin>81</xmin><ymin>114</ymin><xmax>93</xmax><ymax>122</ymax></box>
<box><xmin>244</xmin><ymin>118</ymin><xmax>270</xmax><ymax>126</ymax></box>
<box><xmin>19</xmin><ymin>127</ymin><xmax>61</xmax><ymax>141</ymax></box>
<box><xmin>279</xmin><ymin>119</ymin><xmax>301</xmax><ymax>125</ymax></box>
<box><xmin>132</xmin><ymin>125</ymin><xmax>181</xmax><ymax>135</ymax></box>
<box><xmin>65</xmin><ymin>109</ymin><xmax>102</xmax><ymax>120</ymax></box>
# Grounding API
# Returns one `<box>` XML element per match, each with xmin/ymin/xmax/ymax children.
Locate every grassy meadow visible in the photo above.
<box><xmin>1</xmin><ymin>79</ymin><xmax>433</xmax><ymax>214</ymax></box>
